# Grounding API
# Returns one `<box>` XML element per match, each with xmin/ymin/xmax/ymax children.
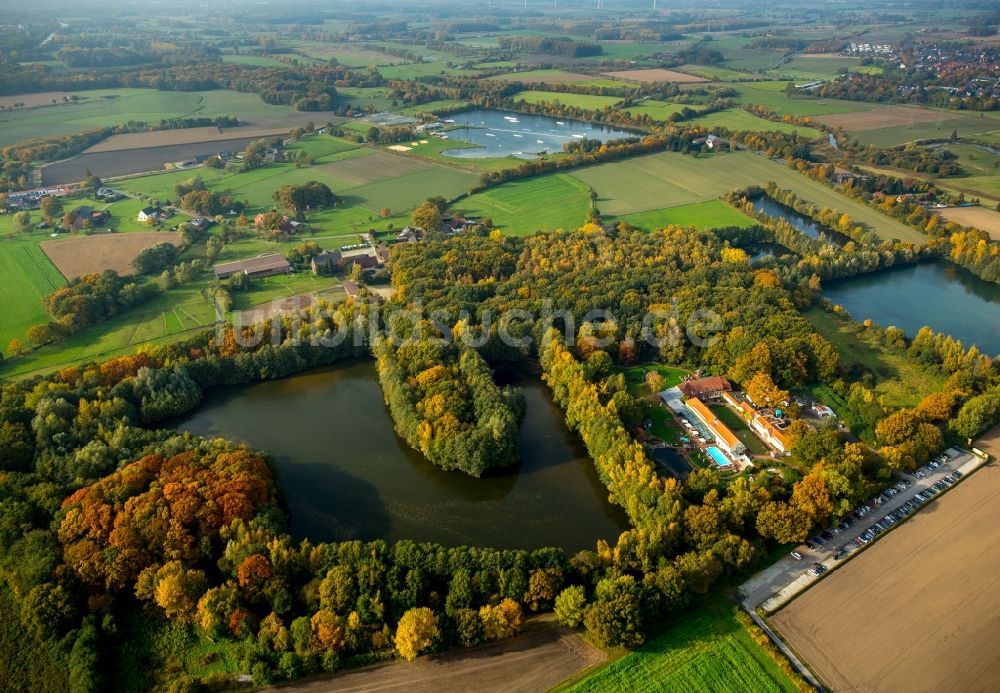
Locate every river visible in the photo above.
<box><xmin>174</xmin><ymin>361</ymin><xmax>629</xmax><ymax>551</ymax></box>
<box><xmin>823</xmin><ymin>260</ymin><xmax>1000</xmax><ymax>355</ymax></box>
<box><xmin>440</xmin><ymin>108</ymin><xmax>635</xmax><ymax>159</ymax></box>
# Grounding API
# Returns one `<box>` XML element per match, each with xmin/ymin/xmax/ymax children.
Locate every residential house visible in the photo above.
<box><xmin>396</xmin><ymin>226</ymin><xmax>421</xmax><ymax>243</ymax></box>
<box><xmin>678</xmin><ymin>376</ymin><xmax>732</xmax><ymax>401</ymax></box>
<box><xmin>342</xmin><ymin>281</ymin><xmax>360</xmax><ymax>297</ymax></box>
<box><xmin>137</xmin><ymin>206</ymin><xmax>163</xmax><ymax>223</ymax></box>
<box><xmin>311</xmin><ymin>250</ymin><xmax>343</xmax><ymax>276</ymax></box>
<box><xmin>67</xmin><ymin>205</ymin><xmax>108</xmax><ymax>231</ymax></box>
<box><xmin>705</xmin><ymin>134</ymin><xmax>720</xmax><ymax>149</ymax></box>
<box><xmin>189</xmin><ymin>216</ymin><xmax>213</xmax><ymax>231</ymax></box>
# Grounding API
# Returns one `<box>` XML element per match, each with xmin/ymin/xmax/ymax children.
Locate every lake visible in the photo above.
<box><xmin>440</xmin><ymin>108</ymin><xmax>635</xmax><ymax>159</ymax></box>
<box><xmin>753</xmin><ymin>196</ymin><xmax>850</xmax><ymax>245</ymax></box>
<box><xmin>823</xmin><ymin>260</ymin><xmax>1000</xmax><ymax>355</ymax></box>
<box><xmin>175</xmin><ymin>361</ymin><xmax>629</xmax><ymax>552</ymax></box>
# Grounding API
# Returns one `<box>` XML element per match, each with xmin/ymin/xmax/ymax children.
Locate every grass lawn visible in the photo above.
<box><xmin>563</xmin><ymin>596</ymin><xmax>798</xmax><ymax>693</ymax></box>
<box><xmin>711</xmin><ymin>404</ymin><xmax>768</xmax><ymax>456</ymax></box>
<box><xmin>386</xmin><ymin>137</ymin><xmax>531</xmax><ymax>173</ymax></box>
<box><xmin>486</xmin><ymin>69</ymin><xmax>630</xmax><ymax>89</ymax></box>
<box><xmin>851</xmin><ymin>112</ymin><xmax>1000</xmax><ymax>147</ymax></box>
<box><xmin>723</xmin><ymin>82</ymin><xmax>875</xmax><ymax>118</ymax></box>
<box><xmin>619</xmin><ymin>99</ymin><xmax>711</xmax><ymax>121</ymax></box>
<box><xmin>616</xmin><ymin>363</ymin><xmax>688</xmax><ymax>396</ymax></box>
<box><xmin>0</xmin><ymin>230</ymin><xmax>65</xmax><ymax>351</ymax></box>
<box><xmin>514</xmin><ymin>90</ymin><xmax>624</xmax><ymax>110</ymax></box>
<box><xmin>803</xmin><ymin>306</ymin><xmax>946</xmax><ymax>410</ymax></box>
<box><xmin>687</xmin><ymin>109</ymin><xmax>825</xmax><ymax>139</ymax></box>
<box><xmin>396</xmin><ymin>99</ymin><xmax>469</xmax><ymax>116</ymax></box>
<box><xmin>610</xmin><ymin>200</ymin><xmax>758</xmax><ymax>231</ymax></box>
<box><xmin>570</xmin><ymin>150</ymin><xmax>925</xmax><ymax>243</ymax></box>
<box><xmin>450</xmin><ymin>173</ymin><xmax>591</xmax><ymax>234</ymax></box>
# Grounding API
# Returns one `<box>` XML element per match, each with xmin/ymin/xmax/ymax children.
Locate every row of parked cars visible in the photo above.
<box><xmin>913</xmin><ymin>451</ymin><xmax>958</xmax><ymax>479</ymax></box>
<box><xmin>849</xmin><ymin>470</ymin><xmax>964</xmax><ymax>547</ymax></box>
<box><xmin>792</xmin><ymin>455</ymin><xmax>967</xmax><ymax>572</ymax></box>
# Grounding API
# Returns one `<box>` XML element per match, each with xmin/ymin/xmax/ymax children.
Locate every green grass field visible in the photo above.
<box><xmin>0</xmin><ymin>232</ymin><xmax>66</xmax><ymax>350</ymax></box>
<box><xmin>687</xmin><ymin>109</ymin><xmax>825</xmax><ymax>139</ymax></box>
<box><xmin>486</xmin><ymin>69</ymin><xmax>629</xmax><ymax>89</ymax></box>
<box><xmin>565</xmin><ymin>598</ymin><xmax>797</xmax><ymax>693</ymax></box>
<box><xmin>0</xmin><ymin>88</ymin><xmax>305</xmax><ymax>147</ymax></box>
<box><xmin>514</xmin><ymin>91</ymin><xmax>623</xmax><ymax>110</ymax></box>
<box><xmin>451</xmin><ymin>174</ymin><xmax>591</xmax><ymax>234</ymax></box>
<box><xmin>571</xmin><ymin>151</ymin><xmax>924</xmax><ymax>243</ymax></box>
<box><xmin>611</xmin><ymin>200</ymin><xmax>757</xmax><ymax>231</ymax></box>
<box><xmin>619</xmin><ymin>100</ymin><xmax>711</xmax><ymax>121</ymax></box>
<box><xmin>711</xmin><ymin>404</ymin><xmax>768</xmax><ymax>456</ymax></box>
<box><xmin>804</xmin><ymin>306</ymin><xmax>946</xmax><ymax>410</ymax></box>
<box><xmin>723</xmin><ymin>82</ymin><xmax>875</xmax><ymax>118</ymax></box>
<box><xmin>851</xmin><ymin>112</ymin><xmax>1000</xmax><ymax>147</ymax></box>
<box><xmin>677</xmin><ymin>64</ymin><xmax>756</xmax><ymax>81</ymax></box>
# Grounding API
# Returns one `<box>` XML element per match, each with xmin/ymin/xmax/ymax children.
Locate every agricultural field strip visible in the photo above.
<box><xmin>83</xmin><ymin>126</ymin><xmax>291</xmax><ymax>153</ymax></box>
<box><xmin>769</xmin><ymin>455</ymin><xmax>998</xmax><ymax>693</ymax></box>
<box><xmin>569</xmin><ymin>151</ymin><xmax>923</xmax><ymax>242</ymax></box>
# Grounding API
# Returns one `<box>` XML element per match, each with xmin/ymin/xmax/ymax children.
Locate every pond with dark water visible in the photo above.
<box><xmin>823</xmin><ymin>260</ymin><xmax>1000</xmax><ymax>355</ymax></box>
<box><xmin>174</xmin><ymin>361</ymin><xmax>629</xmax><ymax>551</ymax></box>
<box><xmin>752</xmin><ymin>196</ymin><xmax>850</xmax><ymax>245</ymax></box>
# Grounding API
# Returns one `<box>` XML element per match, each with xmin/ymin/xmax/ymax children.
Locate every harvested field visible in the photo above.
<box><xmin>815</xmin><ymin>105</ymin><xmax>961</xmax><ymax>131</ymax></box>
<box><xmin>41</xmin><ymin>137</ymin><xmax>266</xmax><ymax>185</ymax></box>
<box><xmin>316</xmin><ymin>150</ymin><xmax>430</xmax><ymax>187</ymax></box>
<box><xmin>0</xmin><ymin>91</ymin><xmax>76</xmax><ymax>108</ymax></box>
<box><xmin>602</xmin><ymin>68</ymin><xmax>708</xmax><ymax>83</ymax></box>
<box><xmin>939</xmin><ymin>206</ymin><xmax>1000</xmax><ymax>240</ymax></box>
<box><xmin>41</xmin><ymin>231</ymin><xmax>184</xmax><ymax>279</ymax></box>
<box><xmin>271</xmin><ymin>626</ymin><xmax>604</xmax><ymax>693</ymax></box>
<box><xmin>771</xmin><ymin>458</ymin><xmax>1000</xmax><ymax>693</ymax></box>
<box><xmin>84</xmin><ymin>126</ymin><xmax>287</xmax><ymax>153</ymax></box>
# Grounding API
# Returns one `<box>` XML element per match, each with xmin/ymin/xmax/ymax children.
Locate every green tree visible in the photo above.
<box><xmin>554</xmin><ymin>585</ymin><xmax>586</xmax><ymax>627</ymax></box>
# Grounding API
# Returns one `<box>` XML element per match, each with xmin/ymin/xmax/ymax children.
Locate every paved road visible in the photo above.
<box><xmin>740</xmin><ymin>448</ymin><xmax>980</xmax><ymax>613</ymax></box>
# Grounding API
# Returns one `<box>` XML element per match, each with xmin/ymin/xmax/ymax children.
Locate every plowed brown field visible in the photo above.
<box><xmin>41</xmin><ymin>231</ymin><xmax>184</xmax><ymax>279</ymax></box>
<box><xmin>772</xmin><ymin>456</ymin><xmax>1000</xmax><ymax>692</ymax></box>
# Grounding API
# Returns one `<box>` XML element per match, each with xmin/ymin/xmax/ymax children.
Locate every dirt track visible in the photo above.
<box><xmin>269</xmin><ymin>626</ymin><xmax>603</xmax><ymax>693</ymax></box>
<box><xmin>772</xmin><ymin>449</ymin><xmax>1000</xmax><ymax>692</ymax></box>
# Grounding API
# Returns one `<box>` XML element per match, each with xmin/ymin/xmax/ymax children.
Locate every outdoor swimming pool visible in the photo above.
<box><xmin>706</xmin><ymin>446</ymin><xmax>731</xmax><ymax>468</ymax></box>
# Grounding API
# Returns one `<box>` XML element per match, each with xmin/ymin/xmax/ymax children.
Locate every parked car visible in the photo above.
<box><xmin>833</xmin><ymin>549</ymin><xmax>847</xmax><ymax>560</ymax></box>
<box><xmin>804</xmin><ymin>541</ymin><xmax>816</xmax><ymax>550</ymax></box>
<box><xmin>791</xmin><ymin>551</ymin><xmax>803</xmax><ymax>560</ymax></box>
<box><xmin>821</xmin><ymin>530</ymin><xmax>835</xmax><ymax>541</ymax></box>
<box><xmin>811</xmin><ymin>535</ymin><xmax>825</xmax><ymax>545</ymax></box>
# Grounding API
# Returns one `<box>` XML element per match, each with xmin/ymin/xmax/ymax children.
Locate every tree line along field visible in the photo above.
<box><xmin>563</xmin><ymin>597</ymin><xmax>798</xmax><ymax>693</ymax></box>
<box><xmin>569</xmin><ymin>150</ymin><xmax>926</xmax><ymax>243</ymax></box>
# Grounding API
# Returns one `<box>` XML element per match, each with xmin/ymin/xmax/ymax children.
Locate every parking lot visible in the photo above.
<box><xmin>740</xmin><ymin>447</ymin><xmax>985</xmax><ymax>613</ymax></box>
